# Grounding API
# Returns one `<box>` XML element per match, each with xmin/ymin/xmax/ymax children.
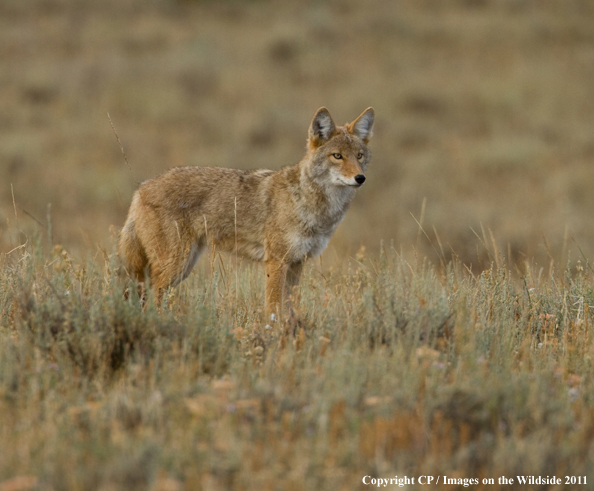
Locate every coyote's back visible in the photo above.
<box><xmin>119</xmin><ymin>106</ymin><xmax>375</xmax><ymax>320</ymax></box>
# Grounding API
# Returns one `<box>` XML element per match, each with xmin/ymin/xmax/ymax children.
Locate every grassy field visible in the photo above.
<box><xmin>1</xmin><ymin>238</ymin><xmax>594</xmax><ymax>490</ymax></box>
<box><xmin>3</xmin><ymin>0</ymin><xmax>594</xmax><ymax>267</ymax></box>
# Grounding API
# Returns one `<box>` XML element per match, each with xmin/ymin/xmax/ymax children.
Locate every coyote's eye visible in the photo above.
<box><xmin>332</xmin><ymin>153</ymin><xmax>343</xmax><ymax>160</ymax></box>
<box><xmin>357</xmin><ymin>152</ymin><xmax>364</xmax><ymax>159</ymax></box>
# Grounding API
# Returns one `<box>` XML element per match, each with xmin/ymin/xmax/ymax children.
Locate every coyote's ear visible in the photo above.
<box><xmin>348</xmin><ymin>107</ymin><xmax>375</xmax><ymax>144</ymax></box>
<box><xmin>309</xmin><ymin>107</ymin><xmax>336</xmax><ymax>146</ymax></box>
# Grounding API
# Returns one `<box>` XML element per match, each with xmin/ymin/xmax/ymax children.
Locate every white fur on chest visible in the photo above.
<box><xmin>289</xmin><ymin>232</ymin><xmax>331</xmax><ymax>260</ymax></box>
<box><xmin>289</xmin><ymin>179</ymin><xmax>356</xmax><ymax>261</ymax></box>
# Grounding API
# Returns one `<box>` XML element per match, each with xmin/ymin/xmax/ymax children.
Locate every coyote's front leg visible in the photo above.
<box><xmin>285</xmin><ymin>261</ymin><xmax>303</xmax><ymax>315</ymax></box>
<box><xmin>265</xmin><ymin>259</ymin><xmax>288</xmax><ymax>325</ymax></box>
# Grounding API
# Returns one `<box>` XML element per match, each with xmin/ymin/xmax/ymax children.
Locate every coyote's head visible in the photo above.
<box><xmin>307</xmin><ymin>107</ymin><xmax>375</xmax><ymax>188</ymax></box>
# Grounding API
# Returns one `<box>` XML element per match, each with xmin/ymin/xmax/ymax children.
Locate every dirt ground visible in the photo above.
<box><xmin>3</xmin><ymin>0</ymin><xmax>594</xmax><ymax>269</ymax></box>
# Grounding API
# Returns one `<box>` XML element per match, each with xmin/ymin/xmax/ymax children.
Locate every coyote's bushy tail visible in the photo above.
<box><xmin>118</xmin><ymin>214</ymin><xmax>148</xmax><ymax>282</ymax></box>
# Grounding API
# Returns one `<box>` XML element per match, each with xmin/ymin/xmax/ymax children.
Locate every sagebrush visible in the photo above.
<box><xmin>0</xmin><ymin>242</ymin><xmax>593</xmax><ymax>490</ymax></box>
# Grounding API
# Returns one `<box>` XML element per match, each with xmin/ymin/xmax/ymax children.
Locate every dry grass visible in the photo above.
<box><xmin>1</xmin><ymin>239</ymin><xmax>594</xmax><ymax>489</ymax></box>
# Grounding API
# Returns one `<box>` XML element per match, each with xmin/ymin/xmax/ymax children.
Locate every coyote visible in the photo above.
<box><xmin>118</xmin><ymin>107</ymin><xmax>374</xmax><ymax>321</ymax></box>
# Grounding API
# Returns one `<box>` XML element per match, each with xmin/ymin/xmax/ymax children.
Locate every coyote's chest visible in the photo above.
<box><xmin>288</xmin><ymin>231</ymin><xmax>331</xmax><ymax>260</ymax></box>
<box><xmin>288</xmin><ymin>186</ymin><xmax>354</xmax><ymax>260</ymax></box>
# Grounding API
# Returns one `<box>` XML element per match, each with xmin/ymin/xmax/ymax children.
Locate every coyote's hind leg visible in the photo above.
<box><xmin>149</xmin><ymin>234</ymin><xmax>207</xmax><ymax>306</ymax></box>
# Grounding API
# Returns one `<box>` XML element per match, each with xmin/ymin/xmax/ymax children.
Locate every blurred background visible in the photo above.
<box><xmin>2</xmin><ymin>0</ymin><xmax>594</xmax><ymax>270</ymax></box>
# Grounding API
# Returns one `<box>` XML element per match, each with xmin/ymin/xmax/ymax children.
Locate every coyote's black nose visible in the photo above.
<box><xmin>355</xmin><ymin>174</ymin><xmax>366</xmax><ymax>185</ymax></box>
